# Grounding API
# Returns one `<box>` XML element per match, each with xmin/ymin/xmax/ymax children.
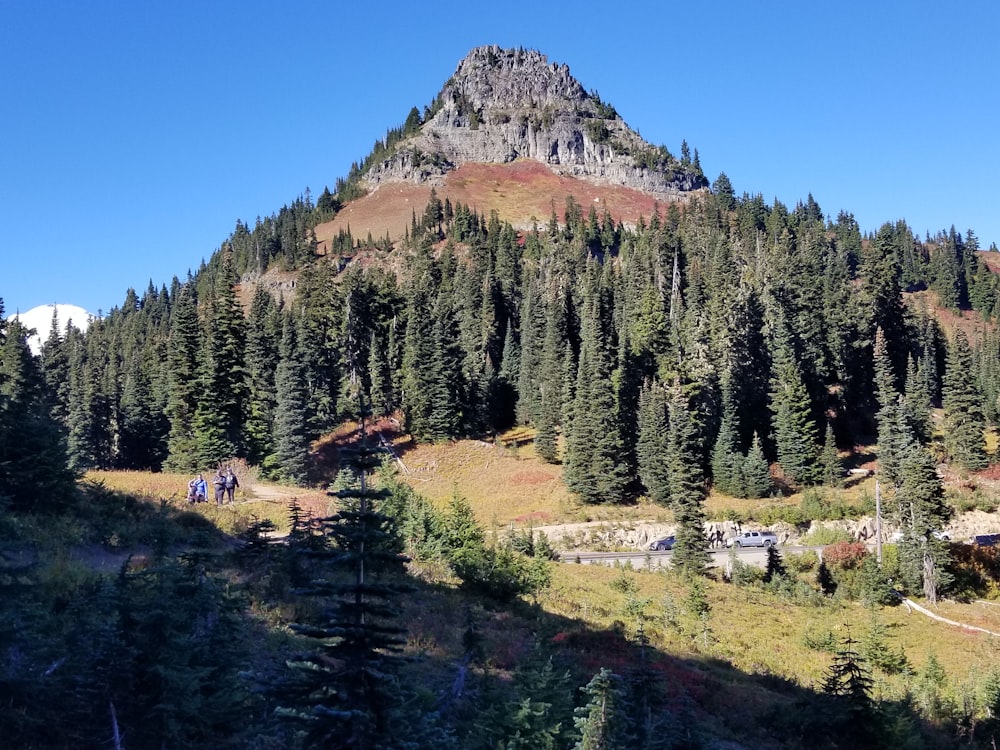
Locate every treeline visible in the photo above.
<box><xmin>17</xmin><ymin>180</ymin><xmax>1000</xmax><ymax>502</ymax></box>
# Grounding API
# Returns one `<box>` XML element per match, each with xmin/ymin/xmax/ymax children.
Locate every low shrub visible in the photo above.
<box><xmin>799</xmin><ymin>527</ymin><xmax>853</xmax><ymax>546</ymax></box>
<box><xmin>785</xmin><ymin>550</ymin><xmax>819</xmax><ymax>573</ymax></box>
<box><xmin>802</xmin><ymin>625</ymin><xmax>838</xmax><ymax>652</ymax></box>
<box><xmin>823</xmin><ymin>541</ymin><xmax>868</xmax><ymax>570</ymax></box>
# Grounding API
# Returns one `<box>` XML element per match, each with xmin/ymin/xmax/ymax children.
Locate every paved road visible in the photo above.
<box><xmin>560</xmin><ymin>545</ymin><xmax>824</xmax><ymax>570</ymax></box>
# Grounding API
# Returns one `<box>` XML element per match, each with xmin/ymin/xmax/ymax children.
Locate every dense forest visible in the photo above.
<box><xmin>26</xmin><ymin>176</ymin><xmax>1000</xmax><ymax>494</ymax></box>
<box><xmin>6</xmin><ymin>125</ymin><xmax>1000</xmax><ymax>745</ymax></box>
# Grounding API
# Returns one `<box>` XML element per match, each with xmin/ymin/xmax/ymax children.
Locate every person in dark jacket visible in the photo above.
<box><xmin>212</xmin><ymin>469</ymin><xmax>226</xmax><ymax>505</ymax></box>
<box><xmin>224</xmin><ymin>467</ymin><xmax>240</xmax><ymax>504</ymax></box>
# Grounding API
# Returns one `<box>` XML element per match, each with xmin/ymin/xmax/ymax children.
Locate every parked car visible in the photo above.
<box><xmin>972</xmin><ymin>533</ymin><xmax>1000</xmax><ymax>547</ymax></box>
<box><xmin>890</xmin><ymin>530</ymin><xmax>951</xmax><ymax>543</ymax></box>
<box><xmin>725</xmin><ymin>530</ymin><xmax>778</xmax><ymax>548</ymax></box>
<box><xmin>648</xmin><ymin>535</ymin><xmax>676</xmax><ymax>551</ymax></box>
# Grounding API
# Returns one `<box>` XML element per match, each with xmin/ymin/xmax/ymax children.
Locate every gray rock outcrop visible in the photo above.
<box><xmin>361</xmin><ymin>46</ymin><xmax>708</xmax><ymax>199</ymax></box>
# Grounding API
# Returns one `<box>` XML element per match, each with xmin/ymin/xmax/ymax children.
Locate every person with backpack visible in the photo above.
<box><xmin>188</xmin><ymin>473</ymin><xmax>207</xmax><ymax>503</ymax></box>
<box><xmin>212</xmin><ymin>469</ymin><xmax>226</xmax><ymax>505</ymax></box>
<box><xmin>224</xmin><ymin>467</ymin><xmax>240</xmax><ymax>504</ymax></box>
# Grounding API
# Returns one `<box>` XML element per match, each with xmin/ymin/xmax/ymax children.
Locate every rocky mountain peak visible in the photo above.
<box><xmin>360</xmin><ymin>46</ymin><xmax>707</xmax><ymax>198</ymax></box>
<box><xmin>445</xmin><ymin>45</ymin><xmax>587</xmax><ymax>111</ymax></box>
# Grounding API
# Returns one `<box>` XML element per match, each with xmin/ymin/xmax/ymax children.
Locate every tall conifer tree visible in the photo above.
<box><xmin>667</xmin><ymin>384</ymin><xmax>709</xmax><ymax>576</ymax></box>
<box><xmin>942</xmin><ymin>330</ymin><xmax>987</xmax><ymax>472</ymax></box>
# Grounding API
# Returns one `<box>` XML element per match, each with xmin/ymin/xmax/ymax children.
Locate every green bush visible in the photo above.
<box><xmin>802</xmin><ymin>626</ymin><xmax>838</xmax><ymax>652</ymax></box>
<box><xmin>799</xmin><ymin>527</ymin><xmax>853</xmax><ymax>546</ymax></box>
<box><xmin>786</xmin><ymin>550</ymin><xmax>819</xmax><ymax>573</ymax></box>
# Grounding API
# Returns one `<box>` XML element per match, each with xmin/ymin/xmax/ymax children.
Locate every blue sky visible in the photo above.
<box><xmin>2</xmin><ymin>0</ymin><xmax>998</xmax><ymax>318</ymax></box>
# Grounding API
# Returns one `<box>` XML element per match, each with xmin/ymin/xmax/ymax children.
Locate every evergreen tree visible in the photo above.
<box><xmin>39</xmin><ymin>306</ymin><xmax>71</xmax><ymax>428</ymax></box>
<box><xmin>272</xmin><ymin>316</ymin><xmax>311</xmax><ymax>483</ymax></box>
<box><xmin>895</xmin><ymin>443</ymin><xmax>952</xmax><ymax>603</ymax></box>
<box><xmin>281</xmin><ymin>393</ymin><xmax>412</xmax><ymax>748</ymax></box>
<box><xmin>0</xmin><ymin>307</ymin><xmax>76</xmax><ymax>512</ymax></box>
<box><xmin>873</xmin><ymin>327</ymin><xmax>909</xmax><ymax>487</ymax></box>
<box><xmin>244</xmin><ymin>286</ymin><xmax>281</xmax><ymax>466</ymax></box>
<box><xmin>637</xmin><ymin>380</ymin><xmax>671</xmax><ymax>505</ymax></box>
<box><xmin>742</xmin><ymin>432</ymin><xmax>772</xmax><ymax>499</ymax></box>
<box><xmin>667</xmin><ymin>385</ymin><xmax>709</xmax><ymax>576</ymax></box>
<box><xmin>942</xmin><ymin>330</ymin><xmax>987</xmax><ymax>472</ymax></box>
<box><xmin>819</xmin><ymin>422</ymin><xmax>842</xmax><ymax>488</ymax></box>
<box><xmin>768</xmin><ymin>338</ymin><xmax>819</xmax><ymax>486</ymax></box>
<box><xmin>710</xmin><ymin>390</ymin><xmax>743</xmax><ymax>496</ymax></box>
<box><xmin>822</xmin><ymin>635</ymin><xmax>876</xmax><ymax>744</ymax></box>
<box><xmin>164</xmin><ymin>285</ymin><xmax>202</xmax><ymax>471</ymax></box>
<box><xmin>193</xmin><ymin>250</ymin><xmax>248</xmax><ymax>465</ymax></box>
<box><xmin>902</xmin><ymin>355</ymin><xmax>932</xmax><ymax>445</ymax></box>
<box><xmin>573</xmin><ymin>668</ymin><xmax>634</xmax><ymax>750</ymax></box>
<box><xmin>563</xmin><ymin>282</ymin><xmax>628</xmax><ymax>504</ymax></box>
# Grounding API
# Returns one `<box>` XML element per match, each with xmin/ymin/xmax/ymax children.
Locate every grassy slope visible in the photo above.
<box><xmin>311</xmin><ymin>160</ymin><xmax>687</xmax><ymax>253</ymax></box>
<box><xmin>89</xmin><ymin>445</ymin><xmax>1000</xmax><ymax>704</ymax></box>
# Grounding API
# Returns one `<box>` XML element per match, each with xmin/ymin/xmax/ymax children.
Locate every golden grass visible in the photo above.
<box><xmin>83</xmin><ymin>459</ymin><xmax>1000</xmax><ymax>706</ymax></box>
<box><xmin>85</xmin><ymin>469</ymin><xmax>193</xmax><ymax>502</ymax></box>
<box><xmin>396</xmin><ymin>436</ymin><xmax>676</xmax><ymax>528</ymax></box>
<box><xmin>397</xmin><ymin>438</ymin><xmax>575</xmax><ymax>526</ymax></box>
<box><xmin>540</xmin><ymin>561</ymin><xmax>1000</xmax><ymax>696</ymax></box>
<box><xmin>82</xmin><ymin>469</ymin><xmax>320</xmax><ymax>535</ymax></box>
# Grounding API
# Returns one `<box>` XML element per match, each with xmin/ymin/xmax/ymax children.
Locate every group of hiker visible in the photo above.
<box><xmin>186</xmin><ymin>467</ymin><xmax>240</xmax><ymax>505</ymax></box>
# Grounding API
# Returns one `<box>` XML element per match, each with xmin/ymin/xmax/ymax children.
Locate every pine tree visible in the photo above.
<box><xmin>895</xmin><ymin>443</ymin><xmax>952</xmax><ymax>603</ymax></box>
<box><xmin>164</xmin><ymin>285</ymin><xmax>202</xmax><ymax>471</ymax></box>
<box><xmin>281</xmin><ymin>393</ymin><xmax>412</xmax><ymax>748</ymax></box>
<box><xmin>710</xmin><ymin>392</ymin><xmax>743</xmax><ymax>496</ymax></box>
<box><xmin>768</xmin><ymin>338</ymin><xmax>819</xmax><ymax>486</ymax></box>
<box><xmin>942</xmin><ymin>330</ymin><xmax>987</xmax><ymax>472</ymax></box>
<box><xmin>272</xmin><ymin>316</ymin><xmax>311</xmax><ymax>483</ymax></box>
<box><xmin>573</xmin><ymin>668</ymin><xmax>634</xmax><ymax>750</ymax></box>
<box><xmin>742</xmin><ymin>432</ymin><xmax>772</xmax><ymax>499</ymax></box>
<box><xmin>193</xmin><ymin>250</ymin><xmax>248</xmax><ymax>465</ymax></box>
<box><xmin>667</xmin><ymin>385</ymin><xmax>709</xmax><ymax>576</ymax></box>
<box><xmin>0</xmin><ymin>307</ymin><xmax>76</xmax><ymax>512</ymax></box>
<box><xmin>637</xmin><ymin>380</ymin><xmax>671</xmax><ymax>505</ymax></box>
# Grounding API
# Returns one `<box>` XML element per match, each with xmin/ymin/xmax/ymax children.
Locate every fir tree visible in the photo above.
<box><xmin>272</xmin><ymin>316</ymin><xmax>311</xmax><ymax>483</ymax></box>
<box><xmin>164</xmin><ymin>285</ymin><xmax>202</xmax><ymax>471</ymax></box>
<box><xmin>942</xmin><ymin>330</ymin><xmax>987</xmax><ymax>472</ymax></box>
<box><xmin>710</xmin><ymin>392</ymin><xmax>743</xmax><ymax>496</ymax></box>
<box><xmin>667</xmin><ymin>384</ymin><xmax>709</xmax><ymax>576</ymax></box>
<box><xmin>573</xmin><ymin>668</ymin><xmax>634</xmax><ymax>750</ymax></box>
<box><xmin>244</xmin><ymin>286</ymin><xmax>281</xmax><ymax>466</ymax></box>
<box><xmin>768</xmin><ymin>338</ymin><xmax>819</xmax><ymax>486</ymax></box>
<box><xmin>193</xmin><ymin>250</ymin><xmax>248</xmax><ymax>465</ymax></box>
<box><xmin>0</xmin><ymin>308</ymin><xmax>76</xmax><ymax>512</ymax></box>
<box><xmin>873</xmin><ymin>327</ymin><xmax>909</xmax><ymax>487</ymax></box>
<box><xmin>637</xmin><ymin>379</ymin><xmax>671</xmax><ymax>505</ymax></box>
<box><xmin>895</xmin><ymin>443</ymin><xmax>952</xmax><ymax>603</ymax></box>
<box><xmin>742</xmin><ymin>432</ymin><xmax>772</xmax><ymax>499</ymax></box>
<box><xmin>281</xmin><ymin>392</ymin><xmax>412</xmax><ymax>749</ymax></box>
<box><xmin>564</xmin><ymin>284</ymin><xmax>628</xmax><ymax>504</ymax></box>
<box><xmin>819</xmin><ymin>422</ymin><xmax>842</xmax><ymax>488</ymax></box>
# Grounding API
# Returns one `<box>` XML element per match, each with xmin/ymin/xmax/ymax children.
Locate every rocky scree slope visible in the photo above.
<box><xmin>362</xmin><ymin>45</ymin><xmax>708</xmax><ymax>199</ymax></box>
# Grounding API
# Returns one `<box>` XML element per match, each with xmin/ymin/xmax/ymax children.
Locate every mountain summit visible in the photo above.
<box><xmin>362</xmin><ymin>45</ymin><xmax>707</xmax><ymax>198</ymax></box>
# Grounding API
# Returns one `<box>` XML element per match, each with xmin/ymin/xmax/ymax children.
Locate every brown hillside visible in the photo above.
<box><xmin>314</xmin><ymin>160</ymin><xmax>696</xmax><ymax>252</ymax></box>
<box><xmin>905</xmin><ymin>289</ymin><xmax>995</xmax><ymax>346</ymax></box>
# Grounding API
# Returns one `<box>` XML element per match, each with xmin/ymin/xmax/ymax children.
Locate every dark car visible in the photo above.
<box><xmin>649</xmin><ymin>536</ymin><xmax>676</xmax><ymax>551</ymax></box>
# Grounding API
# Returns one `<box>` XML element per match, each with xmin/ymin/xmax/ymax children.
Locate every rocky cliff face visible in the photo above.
<box><xmin>362</xmin><ymin>46</ymin><xmax>707</xmax><ymax>198</ymax></box>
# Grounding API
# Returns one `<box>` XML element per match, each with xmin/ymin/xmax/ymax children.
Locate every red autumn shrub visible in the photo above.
<box><xmin>823</xmin><ymin>540</ymin><xmax>868</xmax><ymax>570</ymax></box>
